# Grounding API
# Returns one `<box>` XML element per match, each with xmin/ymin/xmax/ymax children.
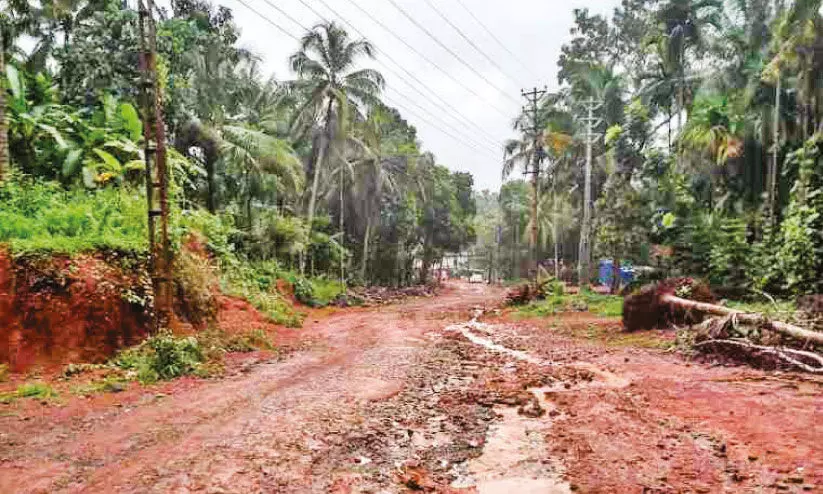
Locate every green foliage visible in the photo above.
<box><xmin>707</xmin><ymin>217</ymin><xmax>751</xmax><ymax>288</ymax></box>
<box><xmin>0</xmin><ymin>174</ymin><xmax>148</xmax><ymax>254</ymax></box>
<box><xmin>517</xmin><ymin>291</ymin><xmax>624</xmax><ymax>318</ymax></box>
<box><xmin>114</xmin><ymin>330</ymin><xmax>204</xmax><ymax>383</ymax></box>
<box><xmin>292</xmin><ymin>277</ymin><xmax>315</xmax><ymax>306</ymax></box>
<box><xmin>220</xmin><ymin>260</ymin><xmax>303</xmax><ymax>327</ymax></box>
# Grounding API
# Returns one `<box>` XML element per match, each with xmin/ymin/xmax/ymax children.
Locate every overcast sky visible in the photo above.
<box><xmin>213</xmin><ymin>0</ymin><xmax>622</xmax><ymax>191</ymax></box>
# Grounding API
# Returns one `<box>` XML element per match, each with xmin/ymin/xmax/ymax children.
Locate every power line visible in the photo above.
<box><xmin>452</xmin><ymin>0</ymin><xmax>542</xmax><ymax>82</ymax></box>
<box><xmin>340</xmin><ymin>0</ymin><xmax>512</xmax><ymax>118</ymax></box>
<box><xmin>384</xmin><ymin>96</ymin><xmax>500</xmax><ymax>160</ymax></box>
<box><xmin>258</xmin><ymin>0</ymin><xmax>312</xmax><ymax>32</ymax></box>
<box><xmin>232</xmin><ymin>0</ymin><xmax>301</xmax><ymax>41</ymax></box>
<box><xmin>383</xmin><ymin>0</ymin><xmax>519</xmax><ymax>105</ymax></box>
<box><xmin>385</xmin><ymin>86</ymin><xmax>500</xmax><ymax>155</ymax></box>
<box><xmin>308</xmin><ymin>0</ymin><xmax>504</xmax><ymax>143</ymax></box>
<box><xmin>241</xmin><ymin>0</ymin><xmax>501</xmax><ymax>157</ymax></box>
<box><xmin>420</xmin><ymin>0</ymin><xmax>521</xmax><ymax>88</ymax></box>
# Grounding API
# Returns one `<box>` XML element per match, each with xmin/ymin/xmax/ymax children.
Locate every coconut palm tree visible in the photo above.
<box><xmin>289</xmin><ymin>21</ymin><xmax>384</xmax><ymax>273</ymax></box>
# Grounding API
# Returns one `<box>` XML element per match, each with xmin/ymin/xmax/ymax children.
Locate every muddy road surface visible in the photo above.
<box><xmin>0</xmin><ymin>282</ymin><xmax>820</xmax><ymax>493</ymax></box>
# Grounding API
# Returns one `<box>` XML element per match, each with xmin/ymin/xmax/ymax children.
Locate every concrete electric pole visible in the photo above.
<box><xmin>521</xmin><ymin>86</ymin><xmax>547</xmax><ymax>279</ymax></box>
<box><xmin>577</xmin><ymin>99</ymin><xmax>601</xmax><ymax>289</ymax></box>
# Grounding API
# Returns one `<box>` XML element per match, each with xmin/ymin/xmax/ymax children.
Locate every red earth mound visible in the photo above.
<box><xmin>0</xmin><ymin>251</ymin><xmax>153</xmax><ymax>372</ymax></box>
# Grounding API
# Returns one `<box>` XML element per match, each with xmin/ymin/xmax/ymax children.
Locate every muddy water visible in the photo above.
<box><xmin>448</xmin><ymin>316</ymin><xmax>634</xmax><ymax>493</ymax></box>
<box><xmin>445</xmin><ymin>318</ymin><xmax>549</xmax><ymax>366</ymax></box>
<box><xmin>448</xmin><ymin>318</ymin><xmax>571</xmax><ymax>492</ymax></box>
<box><xmin>464</xmin><ymin>392</ymin><xmax>571</xmax><ymax>493</ymax></box>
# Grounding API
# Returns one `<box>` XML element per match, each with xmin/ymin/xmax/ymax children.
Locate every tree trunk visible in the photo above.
<box><xmin>660</xmin><ymin>294</ymin><xmax>823</xmax><ymax>345</ymax></box>
<box><xmin>339</xmin><ymin>159</ymin><xmax>345</xmax><ymax>288</ymax></box>
<box><xmin>0</xmin><ymin>29</ymin><xmax>8</xmax><ymax>182</ymax></box>
<box><xmin>360</xmin><ymin>216</ymin><xmax>372</xmax><ymax>283</ymax></box>
<box><xmin>302</xmin><ymin>99</ymin><xmax>335</xmax><ymax>274</ymax></box>
<box><xmin>205</xmin><ymin>157</ymin><xmax>216</xmax><ymax>213</ymax></box>
<box><xmin>769</xmin><ymin>73</ymin><xmax>781</xmax><ymax>223</ymax></box>
<box><xmin>552</xmin><ymin>185</ymin><xmax>559</xmax><ymax>279</ymax></box>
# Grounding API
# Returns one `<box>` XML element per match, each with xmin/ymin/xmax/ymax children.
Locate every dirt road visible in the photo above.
<box><xmin>0</xmin><ymin>282</ymin><xmax>820</xmax><ymax>493</ymax></box>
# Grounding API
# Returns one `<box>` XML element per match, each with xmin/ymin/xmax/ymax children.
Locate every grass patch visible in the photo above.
<box><xmin>553</xmin><ymin>322</ymin><xmax>672</xmax><ymax>349</ymax></box>
<box><xmin>517</xmin><ymin>290</ymin><xmax>624</xmax><ymax>318</ymax></box>
<box><xmin>71</xmin><ymin>377</ymin><xmax>128</xmax><ymax>396</ymax></box>
<box><xmin>310</xmin><ymin>278</ymin><xmax>345</xmax><ymax>306</ymax></box>
<box><xmin>220</xmin><ymin>260</ymin><xmax>304</xmax><ymax>327</ymax></box>
<box><xmin>0</xmin><ymin>382</ymin><xmax>59</xmax><ymax>403</ymax></box>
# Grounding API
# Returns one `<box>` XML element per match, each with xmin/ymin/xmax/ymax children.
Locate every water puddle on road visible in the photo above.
<box><xmin>445</xmin><ymin>318</ymin><xmax>549</xmax><ymax>366</ymax></box>
<box><xmin>446</xmin><ymin>316</ymin><xmax>631</xmax><ymax>492</ymax></box>
<box><xmin>452</xmin><ymin>385</ymin><xmax>571</xmax><ymax>493</ymax></box>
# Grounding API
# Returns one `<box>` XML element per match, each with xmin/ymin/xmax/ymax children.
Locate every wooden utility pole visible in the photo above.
<box><xmin>137</xmin><ymin>0</ymin><xmax>172</xmax><ymax>330</ymax></box>
<box><xmin>521</xmin><ymin>86</ymin><xmax>547</xmax><ymax>279</ymax></box>
<box><xmin>0</xmin><ymin>23</ymin><xmax>8</xmax><ymax>182</ymax></box>
<box><xmin>577</xmin><ymin>99</ymin><xmax>600</xmax><ymax>289</ymax></box>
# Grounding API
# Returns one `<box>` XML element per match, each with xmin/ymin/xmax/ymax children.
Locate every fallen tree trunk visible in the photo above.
<box><xmin>660</xmin><ymin>294</ymin><xmax>823</xmax><ymax>346</ymax></box>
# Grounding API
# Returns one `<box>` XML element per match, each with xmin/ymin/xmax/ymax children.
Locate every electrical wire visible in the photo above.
<box><xmin>384</xmin><ymin>96</ymin><xmax>501</xmax><ymax>160</ymax></box>
<box><xmin>383</xmin><ymin>0</ymin><xmax>519</xmax><ymax>104</ymax></box>
<box><xmin>420</xmin><ymin>0</ymin><xmax>521</xmax><ymax>87</ymax></box>
<box><xmin>452</xmin><ymin>0</ymin><xmax>542</xmax><ymax>82</ymax></box>
<box><xmin>307</xmin><ymin>0</ymin><xmax>504</xmax><ymax>143</ymax></box>
<box><xmin>340</xmin><ymin>0</ymin><xmax>512</xmax><ymax>117</ymax></box>
<box><xmin>232</xmin><ymin>0</ymin><xmax>301</xmax><ymax>41</ymax></box>
<box><xmin>243</xmin><ymin>0</ymin><xmax>502</xmax><ymax>157</ymax></box>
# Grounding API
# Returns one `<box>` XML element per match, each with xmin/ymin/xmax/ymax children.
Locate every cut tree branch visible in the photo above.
<box><xmin>693</xmin><ymin>339</ymin><xmax>823</xmax><ymax>374</ymax></box>
<box><xmin>660</xmin><ymin>294</ymin><xmax>823</xmax><ymax>346</ymax></box>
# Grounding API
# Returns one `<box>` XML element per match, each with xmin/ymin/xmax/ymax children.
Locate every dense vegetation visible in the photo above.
<box><xmin>0</xmin><ymin>0</ymin><xmax>477</xmax><ymax>297</ymax></box>
<box><xmin>472</xmin><ymin>0</ymin><xmax>823</xmax><ymax>300</ymax></box>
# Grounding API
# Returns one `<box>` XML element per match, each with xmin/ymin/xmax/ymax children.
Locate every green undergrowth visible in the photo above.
<box><xmin>724</xmin><ymin>299</ymin><xmax>797</xmax><ymax>319</ymax></box>
<box><xmin>0</xmin><ymin>178</ymin><xmax>343</xmax><ymax>331</ymax></box>
<box><xmin>0</xmin><ymin>382</ymin><xmax>59</xmax><ymax>404</ymax></box>
<box><xmin>112</xmin><ymin>328</ymin><xmax>276</xmax><ymax>384</ymax></box>
<box><xmin>58</xmin><ymin>328</ymin><xmax>278</xmax><ymax>391</ymax></box>
<box><xmin>517</xmin><ymin>290</ymin><xmax>624</xmax><ymax>318</ymax></box>
<box><xmin>0</xmin><ymin>175</ymin><xmax>148</xmax><ymax>255</ymax></box>
<box><xmin>220</xmin><ymin>260</ymin><xmax>304</xmax><ymax>326</ymax></box>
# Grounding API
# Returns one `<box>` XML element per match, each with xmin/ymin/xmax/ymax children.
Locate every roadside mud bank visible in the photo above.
<box><xmin>0</xmin><ymin>252</ymin><xmax>153</xmax><ymax>371</ymax></box>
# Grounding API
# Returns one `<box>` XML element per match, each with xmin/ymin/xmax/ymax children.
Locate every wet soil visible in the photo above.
<box><xmin>0</xmin><ymin>282</ymin><xmax>820</xmax><ymax>493</ymax></box>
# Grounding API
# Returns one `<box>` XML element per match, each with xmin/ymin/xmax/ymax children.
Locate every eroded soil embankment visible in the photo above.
<box><xmin>0</xmin><ymin>252</ymin><xmax>152</xmax><ymax>372</ymax></box>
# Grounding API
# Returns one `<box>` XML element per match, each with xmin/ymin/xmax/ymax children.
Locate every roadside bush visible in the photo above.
<box><xmin>114</xmin><ymin>330</ymin><xmax>204</xmax><ymax>383</ymax></box>
<box><xmin>292</xmin><ymin>277</ymin><xmax>315</xmax><ymax>305</ymax></box>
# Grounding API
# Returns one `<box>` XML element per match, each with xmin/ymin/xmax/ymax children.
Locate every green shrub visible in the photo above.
<box><xmin>220</xmin><ymin>260</ymin><xmax>303</xmax><ymax>327</ymax></box>
<box><xmin>517</xmin><ymin>291</ymin><xmax>623</xmax><ymax>318</ymax></box>
<box><xmin>292</xmin><ymin>277</ymin><xmax>315</xmax><ymax>305</ymax></box>
<box><xmin>311</xmin><ymin>278</ymin><xmax>345</xmax><ymax>306</ymax></box>
<box><xmin>114</xmin><ymin>330</ymin><xmax>204</xmax><ymax>383</ymax></box>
